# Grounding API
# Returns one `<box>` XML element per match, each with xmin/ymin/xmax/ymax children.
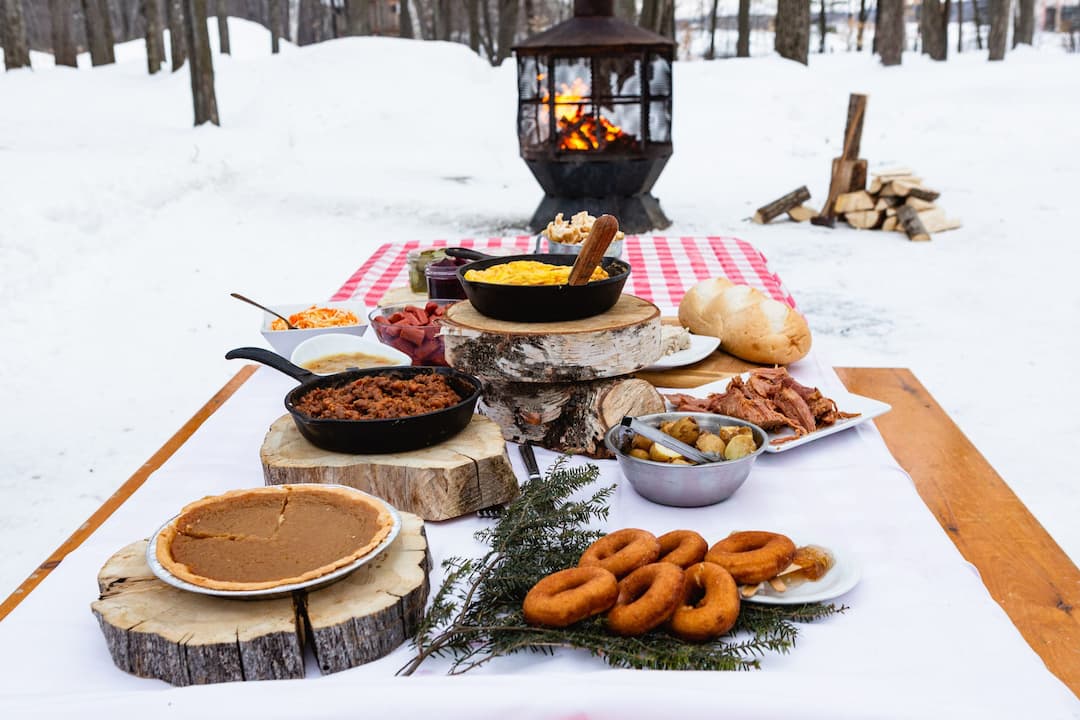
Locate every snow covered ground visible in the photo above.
<box><xmin>1</xmin><ymin>20</ymin><xmax>1078</xmax><ymax>598</ymax></box>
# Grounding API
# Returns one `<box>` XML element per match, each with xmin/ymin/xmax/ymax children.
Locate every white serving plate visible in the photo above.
<box><xmin>146</xmin><ymin>486</ymin><xmax>401</xmax><ymax>600</ymax></box>
<box><xmin>742</xmin><ymin>545</ymin><xmax>861</xmax><ymax>605</ymax></box>
<box><xmin>667</xmin><ymin>372</ymin><xmax>891</xmax><ymax>453</ymax></box>
<box><xmin>645</xmin><ymin>333</ymin><xmax>721</xmax><ymax>371</ymax></box>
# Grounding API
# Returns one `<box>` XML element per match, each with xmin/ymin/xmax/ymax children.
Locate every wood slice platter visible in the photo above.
<box><xmin>481</xmin><ymin>376</ymin><xmax>665</xmax><ymax>458</ymax></box>
<box><xmin>261</xmin><ymin>414</ymin><xmax>518</xmax><ymax>521</ymax></box>
<box><xmin>442</xmin><ymin>294</ymin><xmax>661</xmax><ymax>382</ymax></box>
<box><xmin>91</xmin><ymin>513</ymin><xmax>429</xmax><ymax>686</ymax></box>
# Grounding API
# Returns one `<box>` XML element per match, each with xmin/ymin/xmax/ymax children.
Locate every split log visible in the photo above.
<box><xmin>870</xmin><ymin>175</ymin><xmax>922</xmax><ymax>193</ymax></box>
<box><xmin>91</xmin><ymin>517</ymin><xmax>430</xmax><ymax>685</ymax></box>
<box><xmin>882</xmin><ymin>216</ymin><xmax>899</xmax><ymax>232</ymax></box>
<box><xmin>834</xmin><ymin>190</ymin><xmax>875</xmax><ymax>214</ymax></box>
<box><xmin>753</xmin><ymin>186</ymin><xmax>811</xmax><ymax>224</ymax></box>
<box><xmin>442</xmin><ymin>295</ymin><xmax>661</xmax><ymax>382</ymax></box>
<box><xmin>897</xmin><ymin>205</ymin><xmax>931</xmax><ymax>241</ymax></box>
<box><xmin>480</xmin><ymin>376</ymin><xmax>665</xmax><ymax>458</ymax></box>
<box><xmin>262</xmin><ymin>414</ymin><xmax>518</xmax><ymax>521</ymax></box>
<box><xmin>904</xmin><ymin>196</ymin><xmax>937</xmax><ymax>211</ymax></box>
<box><xmin>845</xmin><ymin>210</ymin><xmax>883</xmax><ymax>229</ymax></box>
<box><xmin>874</xmin><ymin>196</ymin><xmax>902</xmax><ymax>211</ymax></box>
<box><xmin>907</xmin><ymin>185</ymin><xmax>941</xmax><ymax>202</ymax></box>
<box><xmin>787</xmin><ymin>205</ymin><xmax>819</xmax><ymax>222</ymax></box>
<box><xmin>871</xmin><ymin>166</ymin><xmax>914</xmax><ymax>179</ymax></box>
<box><xmin>918</xmin><ymin>209</ymin><xmax>962</xmax><ymax>233</ymax></box>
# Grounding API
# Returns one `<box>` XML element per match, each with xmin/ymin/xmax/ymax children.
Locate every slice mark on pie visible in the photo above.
<box><xmin>157</xmin><ymin>485</ymin><xmax>394</xmax><ymax>591</ymax></box>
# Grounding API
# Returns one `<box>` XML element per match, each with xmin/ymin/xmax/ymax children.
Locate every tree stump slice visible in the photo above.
<box><xmin>480</xmin><ymin>376</ymin><xmax>665</xmax><ymax>458</ymax></box>
<box><xmin>91</xmin><ymin>513</ymin><xmax>429</xmax><ymax>685</ymax></box>
<box><xmin>262</xmin><ymin>414</ymin><xmax>518</xmax><ymax>521</ymax></box>
<box><xmin>441</xmin><ymin>295</ymin><xmax>661</xmax><ymax>382</ymax></box>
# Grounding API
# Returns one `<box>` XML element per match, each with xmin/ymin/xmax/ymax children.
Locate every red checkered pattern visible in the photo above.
<box><xmin>332</xmin><ymin>236</ymin><xmax>797</xmax><ymax>312</ymax></box>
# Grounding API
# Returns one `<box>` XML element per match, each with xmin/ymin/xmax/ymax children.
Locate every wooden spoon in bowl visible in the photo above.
<box><xmin>230</xmin><ymin>292</ymin><xmax>297</xmax><ymax>329</ymax></box>
<box><xmin>567</xmin><ymin>214</ymin><xmax>620</xmax><ymax>286</ymax></box>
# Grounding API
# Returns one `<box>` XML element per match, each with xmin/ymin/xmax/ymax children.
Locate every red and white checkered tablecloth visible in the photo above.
<box><xmin>332</xmin><ymin>236</ymin><xmax>797</xmax><ymax>312</ymax></box>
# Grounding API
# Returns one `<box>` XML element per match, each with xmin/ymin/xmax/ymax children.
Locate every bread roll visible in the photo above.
<box><xmin>678</xmin><ymin>278</ymin><xmax>811</xmax><ymax>364</ymax></box>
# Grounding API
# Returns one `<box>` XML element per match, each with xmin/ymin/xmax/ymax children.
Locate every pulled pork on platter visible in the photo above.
<box><xmin>666</xmin><ymin>368</ymin><xmax>859</xmax><ymax>446</ymax></box>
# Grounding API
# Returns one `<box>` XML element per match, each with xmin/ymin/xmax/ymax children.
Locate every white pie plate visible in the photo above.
<box><xmin>645</xmin><ymin>333</ymin><xmax>721</xmax><ymax>371</ymax></box>
<box><xmin>741</xmin><ymin>545</ymin><xmax>861</xmax><ymax>605</ymax></box>
<box><xmin>668</xmin><ymin>373</ymin><xmax>892</xmax><ymax>453</ymax></box>
<box><xmin>146</xmin><ymin>485</ymin><xmax>402</xmax><ymax>600</ymax></box>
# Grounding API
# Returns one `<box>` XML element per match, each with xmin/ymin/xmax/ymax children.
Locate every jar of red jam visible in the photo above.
<box><xmin>425</xmin><ymin>257</ymin><xmax>468</xmax><ymax>299</ymax></box>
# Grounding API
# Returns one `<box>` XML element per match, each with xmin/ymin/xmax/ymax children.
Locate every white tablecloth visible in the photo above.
<box><xmin>1</xmin><ymin>354</ymin><xmax>1076</xmax><ymax>719</ymax></box>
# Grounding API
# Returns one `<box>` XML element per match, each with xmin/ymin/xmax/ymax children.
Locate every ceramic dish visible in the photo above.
<box><xmin>259</xmin><ymin>301</ymin><xmax>369</xmax><ymax>358</ymax></box>
<box><xmin>668</xmin><ymin>373</ymin><xmax>892</xmax><ymax>453</ymax></box>
<box><xmin>290</xmin><ymin>333</ymin><xmax>410</xmax><ymax>375</ymax></box>
<box><xmin>645</xmin><ymin>333</ymin><xmax>721</xmax><ymax>371</ymax></box>
<box><xmin>146</xmin><ymin>486</ymin><xmax>402</xmax><ymax>600</ymax></box>
<box><xmin>741</xmin><ymin>545</ymin><xmax>861</xmax><ymax>605</ymax></box>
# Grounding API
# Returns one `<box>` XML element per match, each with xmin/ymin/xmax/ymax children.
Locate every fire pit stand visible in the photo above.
<box><xmin>514</xmin><ymin>0</ymin><xmax>675</xmax><ymax>233</ymax></box>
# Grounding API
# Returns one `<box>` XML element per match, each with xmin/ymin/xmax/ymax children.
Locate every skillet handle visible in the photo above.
<box><xmin>444</xmin><ymin>247</ymin><xmax>491</xmax><ymax>261</ymax></box>
<box><xmin>225</xmin><ymin>347</ymin><xmax>314</xmax><ymax>384</ymax></box>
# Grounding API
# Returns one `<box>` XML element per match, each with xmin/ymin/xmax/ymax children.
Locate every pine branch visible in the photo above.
<box><xmin>399</xmin><ymin>457</ymin><xmax>845</xmax><ymax>676</ymax></box>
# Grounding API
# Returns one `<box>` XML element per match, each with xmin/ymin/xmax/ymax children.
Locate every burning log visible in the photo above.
<box><xmin>753</xmin><ymin>186</ymin><xmax>811</xmax><ymax>224</ymax></box>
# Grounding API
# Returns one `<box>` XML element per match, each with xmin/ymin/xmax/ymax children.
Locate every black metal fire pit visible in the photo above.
<box><xmin>514</xmin><ymin>0</ymin><xmax>675</xmax><ymax>234</ymax></box>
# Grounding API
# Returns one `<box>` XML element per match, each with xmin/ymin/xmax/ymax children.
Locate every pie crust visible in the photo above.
<box><xmin>156</xmin><ymin>485</ymin><xmax>394</xmax><ymax>591</ymax></box>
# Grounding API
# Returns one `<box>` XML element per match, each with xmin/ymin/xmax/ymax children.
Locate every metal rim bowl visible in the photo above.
<box><xmin>604</xmin><ymin>412</ymin><xmax>767</xmax><ymax>507</ymax></box>
<box><xmin>542</xmin><ymin>236</ymin><xmax>625</xmax><ymax>259</ymax></box>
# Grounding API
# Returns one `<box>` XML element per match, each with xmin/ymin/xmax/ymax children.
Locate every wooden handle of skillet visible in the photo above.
<box><xmin>568</xmin><ymin>215</ymin><xmax>620</xmax><ymax>286</ymax></box>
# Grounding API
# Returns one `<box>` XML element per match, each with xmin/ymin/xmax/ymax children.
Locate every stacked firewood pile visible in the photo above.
<box><xmin>752</xmin><ymin>94</ymin><xmax>961</xmax><ymax>242</ymax></box>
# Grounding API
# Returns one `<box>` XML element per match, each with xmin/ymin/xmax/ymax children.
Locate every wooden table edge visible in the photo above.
<box><xmin>0</xmin><ymin>365</ymin><xmax>258</xmax><ymax>622</ymax></box>
<box><xmin>2</xmin><ymin>364</ymin><xmax>1076</xmax><ymax>699</ymax></box>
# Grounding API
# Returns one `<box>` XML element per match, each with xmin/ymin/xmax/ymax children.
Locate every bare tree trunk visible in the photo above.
<box><xmin>972</xmin><ymin>0</ymin><xmax>984</xmax><ymax>48</ymax></box>
<box><xmin>615</xmin><ymin>0</ymin><xmax>635</xmax><ymax>22</ymax></box>
<box><xmin>399</xmin><ymin>0</ymin><xmax>415</xmax><ymax>38</ymax></box>
<box><xmin>856</xmin><ymin>0</ymin><xmax>867</xmax><ymax>50</ymax></box>
<box><xmin>877</xmin><ymin>0</ymin><xmax>904</xmax><ymax>64</ymax></box>
<box><xmin>705</xmin><ymin>0</ymin><xmax>719</xmax><ymax>58</ymax></box>
<box><xmin>82</xmin><ymin>0</ymin><xmax>116</xmax><ymax>65</ymax></box>
<box><xmin>988</xmin><ymin>0</ymin><xmax>1009</xmax><ymax>58</ymax></box>
<box><xmin>49</xmin><ymin>0</ymin><xmax>78</xmax><ymax>67</ymax></box>
<box><xmin>737</xmin><ymin>0</ymin><xmax>750</xmax><ymax>55</ymax></box>
<box><xmin>345</xmin><ymin>0</ymin><xmax>369</xmax><ymax>34</ymax></box>
<box><xmin>638</xmin><ymin>0</ymin><xmax>661</xmax><ymax>32</ymax></box>
<box><xmin>144</xmin><ymin>0</ymin><xmax>165</xmax><ymax>72</ymax></box>
<box><xmin>495</xmin><ymin>0</ymin><xmax>518</xmax><ymax>64</ymax></box>
<box><xmin>480</xmin><ymin>0</ymin><xmax>496</xmax><ymax>57</ymax></box>
<box><xmin>921</xmin><ymin>0</ymin><xmax>948</xmax><ymax>59</ymax></box>
<box><xmin>465</xmin><ymin>0</ymin><xmax>479</xmax><ymax>49</ymax></box>
<box><xmin>1</xmin><ymin>0</ymin><xmax>32</xmax><ymax>70</ymax></box>
<box><xmin>659</xmin><ymin>0</ymin><xmax>674</xmax><ymax>37</ymax></box>
<box><xmin>269</xmin><ymin>0</ymin><xmax>283</xmax><ymax>51</ymax></box>
<box><xmin>775</xmin><ymin>0</ymin><xmax>810</xmax><ymax>64</ymax></box>
<box><xmin>818</xmin><ymin>0</ymin><xmax>826</xmax><ymax>52</ymax></box>
<box><xmin>215</xmin><ymin>0</ymin><xmax>229</xmax><ymax>52</ymax></box>
<box><xmin>184</xmin><ymin>0</ymin><xmax>219</xmax><ymax>125</ymax></box>
<box><xmin>435</xmin><ymin>0</ymin><xmax>451</xmax><ymax>39</ymax></box>
<box><xmin>957</xmin><ymin>0</ymin><xmax>963</xmax><ymax>51</ymax></box>
<box><xmin>167</xmin><ymin>0</ymin><xmax>186</xmax><ymax>69</ymax></box>
<box><xmin>1013</xmin><ymin>0</ymin><xmax>1033</xmax><ymax>44</ymax></box>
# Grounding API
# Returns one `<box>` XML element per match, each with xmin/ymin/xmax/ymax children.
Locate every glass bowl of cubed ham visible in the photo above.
<box><xmin>367</xmin><ymin>300</ymin><xmax>457</xmax><ymax>367</ymax></box>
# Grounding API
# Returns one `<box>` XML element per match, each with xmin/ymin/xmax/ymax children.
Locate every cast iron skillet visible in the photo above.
<box><xmin>226</xmin><ymin>347</ymin><xmax>482</xmax><ymax>454</ymax></box>
<box><xmin>446</xmin><ymin>248</ymin><xmax>631</xmax><ymax>323</ymax></box>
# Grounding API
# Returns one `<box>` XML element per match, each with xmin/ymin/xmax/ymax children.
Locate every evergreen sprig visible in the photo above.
<box><xmin>398</xmin><ymin>457</ymin><xmax>844</xmax><ymax>676</ymax></box>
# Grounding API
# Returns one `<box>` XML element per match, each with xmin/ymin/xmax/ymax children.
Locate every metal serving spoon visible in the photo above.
<box><xmin>620</xmin><ymin>416</ymin><xmax>721</xmax><ymax>464</ymax></box>
<box><xmin>230</xmin><ymin>292</ymin><xmax>296</xmax><ymax>329</ymax></box>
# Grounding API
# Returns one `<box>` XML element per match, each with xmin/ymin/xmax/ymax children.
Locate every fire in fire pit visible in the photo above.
<box><xmin>514</xmin><ymin>0</ymin><xmax>674</xmax><ymax>233</ymax></box>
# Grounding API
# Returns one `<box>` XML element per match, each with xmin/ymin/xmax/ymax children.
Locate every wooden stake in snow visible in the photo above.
<box><xmin>897</xmin><ymin>205</ymin><xmax>931</xmax><ymax>241</ymax></box>
<box><xmin>753</xmin><ymin>186</ymin><xmax>811</xmax><ymax>224</ymax></box>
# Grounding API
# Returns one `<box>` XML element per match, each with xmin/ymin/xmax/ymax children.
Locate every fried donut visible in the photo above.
<box><xmin>523</xmin><ymin>566</ymin><xmax>619</xmax><ymax>628</ymax></box>
<box><xmin>705</xmin><ymin>531</ymin><xmax>797</xmax><ymax>585</ymax></box>
<box><xmin>669</xmin><ymin>562</ymin><xmax>740</xmax><ymax>642</ymax></box>
<box><xmin>606</xmin><ymin>563</ymin><xmax>686</xmax><ymax>636</ymax></box>
<box><xmin>656</xmin><ymin>530</ymin><xmax>708</xmax><ymax>569</ymax></box>
<box><xmin>579</xmin><ymin>528</ymin><xmax>660</xmax><ymax>579</ymax></box>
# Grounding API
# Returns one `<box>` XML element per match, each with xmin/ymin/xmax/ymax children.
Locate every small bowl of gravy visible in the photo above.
<box><xmin>290</xmin><ymin>333</ymin><xmax>411</xmax><ymax>375</ymax></box>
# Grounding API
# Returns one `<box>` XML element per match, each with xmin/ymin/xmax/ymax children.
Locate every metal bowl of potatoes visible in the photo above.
<box><xmin>604</xmin><ymin>412</ymin><xmax>767</xmax><ymax>507</ymax></box>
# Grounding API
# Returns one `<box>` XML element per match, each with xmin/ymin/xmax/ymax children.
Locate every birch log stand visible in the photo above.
<box><xmin>442</xmin><ymin>295</ymin><xmax>665</xmax><ymax>457</ymax></box>
<box><xmin>91</xmin><ymin>513</ymin><xmax>429</xmax><ymax>686</ymax></box>
<box><xmin>261</xmin><ymin>414</ymin><xmax>518</xmax><ymax>521</ymax></box>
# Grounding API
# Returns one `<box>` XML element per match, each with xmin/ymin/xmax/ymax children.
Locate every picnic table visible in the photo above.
<box><xmin>1</xmin><ymin>238</ymin><xmax>1077</xmax><ymax>718</ymax></box>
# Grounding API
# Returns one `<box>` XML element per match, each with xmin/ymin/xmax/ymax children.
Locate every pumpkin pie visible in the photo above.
<box><xmin>156</xmin><ymin>485</ymin><xmax>395</xmax><ymax>591</ymax></box>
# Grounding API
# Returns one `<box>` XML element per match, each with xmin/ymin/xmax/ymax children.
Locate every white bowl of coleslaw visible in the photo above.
<box><xmin>258</xmin><ymin>301</ymin><xmax>369</xmax><ymax>358</ymax></box>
